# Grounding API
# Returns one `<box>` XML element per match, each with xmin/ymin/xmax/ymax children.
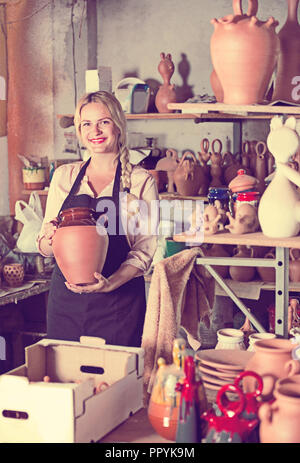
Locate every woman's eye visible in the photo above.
<box><xmin>81</xmin><ymin>122</ymin><xmax>90</xmax><ymax>128</ymax></box>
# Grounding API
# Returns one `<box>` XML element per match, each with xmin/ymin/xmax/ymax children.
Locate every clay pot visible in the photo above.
<box><xmin>289</xmin><ymin>248</ymin><xmax>300</xmax><ymax>282</ymax></box>
<box><xmin>3</xmin><ymin>263</ymin><xmax>24</xmax><ymax>287</ymax></box>
<box><xmin>257</xmin><ymin>249</ymin><xmax>275</xmax><ymax>282</ymax></box>
<box><xmin>148</xmin><ymin>170</ymin><xmax>168</xmax><ymax>193</ymax></box>
<box><xmin>155</xmin><ymin>52</ymin><xmax>177</xmax><ymax>113</ymax></box>
<box><xmin>173</xmin><ymin>151</ymin><xmax>205</xmax><ymax>196</ymax></box>
<box><xmin>244</xmin><ymin>338</ymin><xmax>300</xmax><ymax>400</ymax></box>
<box><xmin>148</xmin><ymin>400</ymin><xmax>179</xmax><ymax>441</ymax></box>
<box><xmin>228</xmin><ymin>168</ymin><xmax>258</xmax><ymax>193</ymax></box>
<box><xmin>155</xmin><ymin>149</ymin><xmax>179</xmax><ymax>193</ymax></box>
<box><xmin>255</xmin><ymin>141</ymin><xmax>268</xmax><ymax>194</ymax></box>
<box><xmin>272</xmin><ymin>0</ymin><xmax>300</xmax><ymax>103</ymax></box>
<box><xmin>229</xmin><ymin>245</ymin><xmax>256</xmax><ymax>282</ymax></box>
<box><xmin>209</xmin><ymin>139</ymin><xmax>224</xmax><ymax>188</ymax></box>
<box><xmin>259</xmin><ymin>384</ymin><xmax>300</xmax><ymax>443</ymax></box>
<box><xmin>58</xmin><ymin>207</ymin><xmax>97</xmax><ymax>227</ymax></box>
<box><xmin>210</xmin><ymin>69</ymin><xmax>224</xmax><ymax>102</ymax></box>
<box><xmin>203</xmin><ymin>243</ymin><xmax>230</xmax><ymax>278</ymax></box>
<box><xmin>52</xmin><ymin>219</ymin><xmax>109</xmax><ymax>285</ymax></box>
<box><xmin>215</xmin><ymin>328</ymin><xmax>246</xmax><ymax>350</ymax></box>
<box><xmin>210</xmin><ymin>0</ymin><xmax>279</xmax><ymax>104</ymax></box>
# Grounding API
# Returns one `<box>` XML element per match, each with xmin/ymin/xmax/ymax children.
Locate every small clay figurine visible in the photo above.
<box><xmin>226</xmin><ymin>203</ymin><xmax>260</xmax><ymax>234</ymax></box>
<box><xmin>203</xmin><ymin>204</ymin><xmax>224</xmax><ymax>235</ymax></box>
<box><xmin>155</xmin><ymin>52</ymin><xmax>177</xmax><ymax>113</ymax></box>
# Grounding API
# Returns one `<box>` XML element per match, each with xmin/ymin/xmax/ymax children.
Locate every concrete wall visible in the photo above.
<box><xmin>2</xmin><ymin>0</ymin><xmax>295</xmax><ymax>214</ymax></box>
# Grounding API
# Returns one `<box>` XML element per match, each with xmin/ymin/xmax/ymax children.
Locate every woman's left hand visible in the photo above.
<box><xmin>65</xmin><ymin>272</ymin><xmax>114</xmax><ymax>294</ymax></box>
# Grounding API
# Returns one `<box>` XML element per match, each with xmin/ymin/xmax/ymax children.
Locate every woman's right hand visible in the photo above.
<box><xmin>44</xmin><ymin>220</ymin><xmax>59</xmax><ymax>245</ymax></box>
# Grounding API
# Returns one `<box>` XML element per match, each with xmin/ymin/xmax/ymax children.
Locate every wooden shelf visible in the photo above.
<box><xmin>173</xmin><ymin>230</ymin><xmax>300</xmax><ymax>249</ymax></box>
<box><xmin>22</xmin><ymin>189</ymin><xmax>49</xmax><ymax>196</ymax></box>
<box><xmin>167</xmin><ymin>102</ymin><xmax>300</xmax><ymax>117</ymax></box>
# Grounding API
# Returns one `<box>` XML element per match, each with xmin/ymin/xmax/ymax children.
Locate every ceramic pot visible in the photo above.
<box><xmin>149</xmin><ymin>170</ymin><xmax>168</xmax><ymax>193</ymax></box>
<box><xmin>229</xmin><ymin>245</ymin><xmax>256</xmax><ymax>281</ymax></box>
<box><xmin>257</xmin><ymin>249</ymin><xmax>276</xmax><ymax>282</ymax></box>
<box><xmin>155</xmin><ymin>52</ymin><xmax>177</xmax><ymax>113</ymax></box>
<box><xmin>255</xmin><ymin>141</ymin><xmax>268</xmax><ymax>194</ymax></box>
<box><xmin>209</xmin><ymin>139</ymin><xmax>224</xmax><ymax>188</ymax></box>
<box><xmin>22</xmin><ymin>166</ymin><xmax>46</xmax><ymax>190</ymax></box>
<box><xmin>203</xmin><ymin>243</ymin><xmax>230</xmax><ymax>278</ymax></box>
<box><xmin>272</xmin><ymin>0</ymin><xmax>300</xmax><ymax>103</ymax></box>
<box><xmin>289</xmin><ymin>248</ymin><xmax>300</xmax><ymax>282</ymax></box>
<box><xmin>210</xmin><ymin>69</ymin><xmax>224</xmax><ymax>102</ymax></box>
<box><xmin>210</xmin><ymin>0</ymin><xmax>279</xmax><ymax>104</ymax></box>
<box><xmin>259</xmin><ymin>384</ymin><xmax>300</xmax><ymax>443</ymax></box>
<box><xmin>247</xmin><ymin>332</ymin><xmax>276</xmax><ymax>351</ymax></box>
<box><xmin>215</xmin><ymin>328</ymin><xmax>246</xmax><ymax>350</ymax></box>
<box><xmin>244</xmin><ymin>338</ymin><xmax>300</xmax><ymax>400</ymax></box>
<box><xmin>58</xmin><ymin>207</ymin><xmax>97</xmax><ymax>227</ymax></box>
<box><xmin>3</xmin><ymin>263</ymin><xmax>24</xmax><ymax>287</ymax></box>
<box><xmin>52</xmin><ymin>224</ymin><xmax>109</xmax><ymax>285</ymax></box>
<box><xmin>173</xmin><ymin>151</ymin><xmax>205</xmax><ymax>196</ymax></box>
<box><xmin>148</xmin><ymin>400</ymin><xmax>179</xmax><ymax>441</ymax></box>
<box><xmin>228</xmin><ymin>168</ymin><xmax>258</xmax><ymax>193</ymax></box>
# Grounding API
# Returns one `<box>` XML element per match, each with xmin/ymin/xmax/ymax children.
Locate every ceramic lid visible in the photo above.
<box><xmin>228</xmin><ymin>169</ymin><xmax>258</xmax><ymax>193</ymax></box>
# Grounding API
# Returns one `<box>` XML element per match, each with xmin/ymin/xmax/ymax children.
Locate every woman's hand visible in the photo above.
<box><xmin>44</xmin><ymin>220</ymin><xmax>59</xmax><ymax>245</ymax></box>
<box><xmin>65</xmin><ymin>272</ymin><xmax>113</xmax><ymax>294</ymax></box>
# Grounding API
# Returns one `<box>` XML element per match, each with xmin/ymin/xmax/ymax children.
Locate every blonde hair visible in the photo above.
<box><xmin>74</xmin><ymin>91</ymin><xmax>132</xmax><ymax>191</ymax></box>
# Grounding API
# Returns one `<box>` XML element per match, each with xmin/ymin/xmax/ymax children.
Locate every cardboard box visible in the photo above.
<box><xmin>0</xmin><ymin>336</ymin><xmax>144</xmax><ymax>443</ymax></box>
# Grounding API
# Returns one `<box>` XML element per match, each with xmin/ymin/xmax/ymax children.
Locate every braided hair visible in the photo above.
<box><xmin>74</xmin><ymin>90</ymin><xmax>132</xmax><ymax>192</ymax></box>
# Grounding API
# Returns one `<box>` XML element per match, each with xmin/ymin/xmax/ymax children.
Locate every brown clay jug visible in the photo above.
<box><xmin>197</xmin><ymin>138</ymin><xmax>212</xmax><ymax>195</ymax></box>
<box><xmin>289</xmin><ymin>248</ymin><xmax>300</xmax><ymax>282</ymax></box>
<box><xmin>210</xmin><ymin>0</ymin><xmax>279</xmax><ymax>104</ymax></box>
<box><xmin>255</xmin><ymin>141</ymin><xmax>268</xmax><ymax>194</ymax></box>
<box><xmin>173</xmin><ymin>151</ymin><xmax>204</xmax><ymax>196</ymax></box>
<box><xmin>259</xmin><ymin>383</ymin><xmax>300</xmax><ymax>443</ymax></box>
<box><xmin>155</xmin><ymin>148</ymin><xmax>179</xmax><ymax>193</ymax></box>
<box><xmin>52</xmin><ymin>207</ymin><xmax>109</xmax><ymax>285</ymax></box>
<box><xmin>148</xmin><ymin>170</ymin><xmax>168</xmax><ymax>193</ymax></box>
<box><xmin>272</xmin><ymin>0</ymin><xmax>300</xmax><ymax>103</ymax></box>
<box><xmin>229</xmin><ymin>245</ymin><xmax>256</xmax><ymax>282</ymax></box>
<box><xmin>209</xmin><ymin>139</ymin><xmax>224</xmax><ymax>188</ymax></box>
<box><xmin>256</xmin><ymin>249</ymin><xmax>275</xmax><ymax>283</ymax></box>
<box><xmin>244</xmin><ymin>338</ymin><xmax>300</xmax><ymax>401</ymax></box>
<box><xmin>155</xmin><ymin>52</ymin><xmax>177</xmax><ymax>113</ymax></box>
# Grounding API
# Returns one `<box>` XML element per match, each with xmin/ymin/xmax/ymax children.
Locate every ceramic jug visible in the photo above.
<box><xmin>209</xmin><ymin>139</ymin><xmax>224</xmax><ymax>188</ymax></box>
<box><xmin>272</xmin><ymin>0</ymin><xmax>300</xmax><ymax>103</ymax></box>
<box><xmin>289</xmin><ymin>248</ymin><xmax>300</xmax><ymax>282</ymax></box>
<box><xmin>259</xmin><ymin>384</ymin><xmax>300</xmax><ymax>443</ymax></box>
<box><xmin>256</xmin><ymin>249</ymin><xmax>275</xmax><ymax>283</ymax></box>
<box><xmin>210</xmin><ymin>69</ymin><xmax>224</xmax><ymax>102</ymax></box>
<box><xmin>155</xmin><ymin>52</ymin><xmax>177</xmax><ymax>113</ymax></box>
<box><xmin>210</xmin><ymin>0</ymin><xmax>279</xmax><ymax>104</ymax></box>
<box><xmin>255</xmin><ymin>141</ymin><xmax>268</xmax><ymax>194</ymax></box>
<box><xmin>173</xmin><ymin>151</ymin><xmax>204</xmax><ymax>196</ymax></box>
<box><xmin>155</xmin><ymin>148</ymin><xmax>179</xmax><ymax>193</ymax></box>
<box><xmin>52</xmin><ymin>207</ymin><xmax>109</xmax><ymax>285</ymax></box>
<box><xmin>244</xmin><ymin>338</ymin><xmax>300</xmax><ymax>401</ymax></box>
<box><xmin>229</xmin><ymin>245</ymin><xmax>256</xmax><ymax>282</ymax></box>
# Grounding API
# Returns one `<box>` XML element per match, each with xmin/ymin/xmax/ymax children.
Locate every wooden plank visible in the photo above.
<box><xmin>173</xmin><ymin>230</ymin><xmax>300</xmax><ymax>249</ymax></box>
<box><xmin>168</xmin><ymin>102</ymin><xmax>300</xmax><ymax>116</ymax></box>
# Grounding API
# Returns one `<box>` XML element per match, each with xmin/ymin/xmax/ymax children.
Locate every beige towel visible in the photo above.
<box><xmin>141</xmin><ymin>247</ymin><xmax>215</xmax><ymax>396</ymax></box>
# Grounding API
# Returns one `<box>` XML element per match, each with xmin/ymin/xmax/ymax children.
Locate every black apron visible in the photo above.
<box><xmin>46</xmin><ymin>158</ymin><xmax>146</xmax><ymax>347</ymax></box>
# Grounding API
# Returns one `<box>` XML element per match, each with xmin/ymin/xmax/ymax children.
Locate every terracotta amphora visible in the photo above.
<box><xmin>272</xmin><ymin>0</ymin><xmax>300</xmax><ymax>103</ymax></box>
<box><xmin>173</xmin><ymin>151</ymin><xmax>205</xmax><ymax>196</ymax></box>
<box><xmin>155</xmin><ymin>52</ymin><xmax>177</xmax><ymax>113</ymax></box>
<box><xmin>289</xmin><ymin>248</ymin><xmax>300</xmax><ymax>282</ymax></box>
<box><xmin>243</xmin><ymin>338</ymin><xmax>300</xmax><ymax>401</ymax></box>
<box><xmin>259</xmin><ymin>384</ymin><xmax>300</xmax><ymax>443</ymax></box>
<box><xmin>229</xmin><ymin>245</ymin><xmax>256</xmax><ymax>282</ymax></box>
<box><xmin>256</xmin><ymin>249</ymin><xmax>275</xmax><ymax>283</ymax></box>
<box><xmin>52</xmin><ymin>207</ymin><xmax>109</xmax><ymax>285</ymax></box>
<box><xmin>210</xmin><ymin>0</ymin><xmax>279</xmax><ymax>104</ymax></box>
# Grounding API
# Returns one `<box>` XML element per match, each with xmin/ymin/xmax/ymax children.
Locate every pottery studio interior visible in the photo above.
<box><xmin>2</xmin><ymin>0</ymin><xmax>300</xmax><ymax>447</ymax></box>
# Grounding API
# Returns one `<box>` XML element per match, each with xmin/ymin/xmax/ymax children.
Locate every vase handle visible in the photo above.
<box><xmin>232</xmin><ymin>0</ymin><xmax>258</xmax><ymax>16</ymax></box>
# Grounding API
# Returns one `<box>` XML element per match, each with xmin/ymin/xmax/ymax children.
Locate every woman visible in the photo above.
<box><xmin>37</xmin><ymin>91</ymin><xmax>159</xmax><ymax>347</ymax></box>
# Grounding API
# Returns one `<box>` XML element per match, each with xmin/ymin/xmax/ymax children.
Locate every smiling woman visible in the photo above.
<box><xmin>37</xmin><ymin>90</ymin><xmax>159</xmax><ymax>347</ymax></box>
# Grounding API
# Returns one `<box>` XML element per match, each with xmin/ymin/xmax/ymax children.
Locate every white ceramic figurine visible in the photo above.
<box><xmin>258</xmin><ymin>116</ymin><xmax>300</xmax><ymax>238</ymax></box>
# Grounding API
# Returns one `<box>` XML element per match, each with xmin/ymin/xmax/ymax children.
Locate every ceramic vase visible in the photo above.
<box><xmin>256</xmin><ymin>249</ymin><xmax>276</xmax><ymax>282</ymax></box>
<box><xmin>173</xmin><ymin>151</ymin><xmax>204</xmax><ymax>196</ymax></box>
<box><xmin>272</xmin><ymin>0</ymin><xmax>300</xmax><ymax>103</ymax></box>
<box><xmin>155</xmin><ymin>52</ymin><xmax>177</xmax><ymax>113</ymax></box>
<box><xmin>259</xmin><ymin>384</ymin><xmax>300</xmax><ymax>443</ymax></box>
<box><xmin>215</xmin><ymin>328</ymin><xmax>246</xmax><ymax>350</ymax></box>
<box><xmin>247</xmin><ymin>332</ymin><xmax>276</xmax><ymax>351</ymax></box>
<box><xmin>244</xmin><ymin>338</ymin><xmax>300</xmax><ymax>400</ymax></box>
<box><xmin>210</xmin><ymin>0</ymin><xmax>279</xmax><ymax>104</ymax></box>
<box><xmin>52</xmin><ymin>207</ymin><xmax>109</xmax><ymax>285</ymax></box>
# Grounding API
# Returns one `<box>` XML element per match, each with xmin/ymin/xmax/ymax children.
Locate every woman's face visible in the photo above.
<box><xmin>79</xmin><ymin>102</ymin><xmax>120</xmax><ymax>156</ymax></box>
